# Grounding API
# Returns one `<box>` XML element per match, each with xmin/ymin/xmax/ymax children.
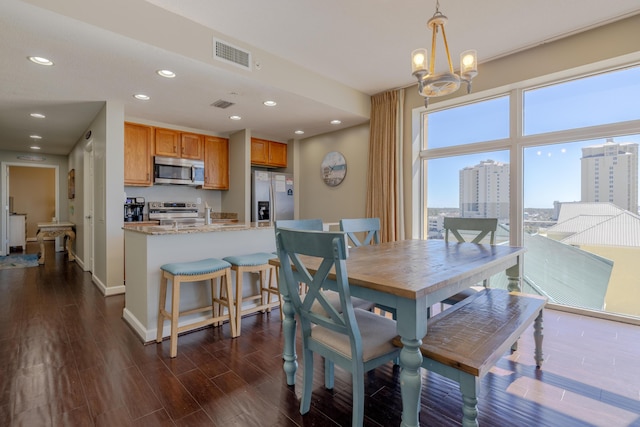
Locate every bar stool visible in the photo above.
<box><xmin>156</xmin><ymin>258</ymin><xmax>237</xmax><ymax>358</ymax></box>
<box><xmin>222</xmin><ymin>252</ymin><xmax>283</xmax><ymax>336</ymax></box>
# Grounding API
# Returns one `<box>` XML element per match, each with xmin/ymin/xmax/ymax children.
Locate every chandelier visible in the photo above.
<box><xmin>411</xmin><ymin>0</ymin><xmax>477</xmax><ymax>107</ymax></box>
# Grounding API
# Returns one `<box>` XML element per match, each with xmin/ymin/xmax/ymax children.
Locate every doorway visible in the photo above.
<box><xmin>1</xmin><ymin>162</ymin><xmax>59</xmax><ymax>256</ymax></box>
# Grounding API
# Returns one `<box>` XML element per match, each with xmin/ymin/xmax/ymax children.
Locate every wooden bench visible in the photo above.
<box><xmin>393</xmin><ymin>288</ymin><xmax>546</xmax><ymax>427</ymax></box>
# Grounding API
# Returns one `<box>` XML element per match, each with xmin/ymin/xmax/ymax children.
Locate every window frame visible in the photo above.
<box><xmin>414</xmin><ymin>60</ymin><xmax>640</xmax><ymax>322</ymax></box>
<box><xmin>417</xmin><ymin>63</ymin><xmax>640</xmax><ymax>246</ymax></box>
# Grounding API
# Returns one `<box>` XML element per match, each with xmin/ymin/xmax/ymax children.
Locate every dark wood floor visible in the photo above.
<box><xmin>1</xmin><ymin>243</ymin><xmax>640</xmax><ymax>426</ymax></box>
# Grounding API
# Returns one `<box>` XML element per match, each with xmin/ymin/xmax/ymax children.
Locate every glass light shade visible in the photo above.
<box><xmin>460</xmin><ymin>50</ymin><xmax>478</xmax><ymax>80</ymax></box>
<box><xmin>411</xmin><ymin>48</ymin><xmax>428</xmax><ymax>75</ymax></box>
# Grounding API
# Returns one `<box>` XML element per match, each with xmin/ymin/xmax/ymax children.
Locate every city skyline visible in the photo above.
<box><xmin>426</xmin><ymin>65</ymin><xmax>640</xmax><ymax>210</ymax></box>
<box><xmin>427</xmin><ymin>136</ymin><xmax>640</xmax><ymax>209</ymax></box>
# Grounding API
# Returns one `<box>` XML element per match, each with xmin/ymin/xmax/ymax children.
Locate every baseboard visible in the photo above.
<box><xmin>74</xmin><ymin>252</ymin><xmax>86</xmax><ymax>270</ymax></box>
<box><xmin>122</xmin><ymin>308</ymin><xmax>150</xmax><ymax>343</ymax></box>
<box><xmin>91</xmin><ymin>274</ymin><xmax>125</xmax><ymax>296</ymax></box>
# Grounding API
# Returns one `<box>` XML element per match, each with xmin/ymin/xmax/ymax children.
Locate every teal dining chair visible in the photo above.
<box><xmin>274</xmin><ymin>219</ymin><xmax>374</xmax><ymax>312</ymax></box>
<box><xmin>275</xmin><ymin>218</ymin><xmax>324</xmax><ymax>232</ymax></box>
<box><xmin>275</xmin><ymin>228</ymin><xmax>399</xmax><ymax>427</ymax></box>
<box><xmin>339</xmin><ymin>217</ymin><xmax>395</xmax><ymax>318</ymax></box>
<box><xmin>440</xmin><ymin>217</ymin><xmax>499</xmax><ymax>308</ymax></box>
<box><xmin>339</xmin><ymin>217</ymin><xmax>380</xmax><ymax>247</ymax></box>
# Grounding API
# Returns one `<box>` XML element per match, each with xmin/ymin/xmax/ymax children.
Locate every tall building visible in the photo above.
<box><xmin>581</xmin><ymin>139</ymin><xmax>638</xmax><ymax>214</ymax></box>
<box><xmin>459</xmin><ymin>160</ymin><xmax>510</xmax><ymax>220</ymax></box>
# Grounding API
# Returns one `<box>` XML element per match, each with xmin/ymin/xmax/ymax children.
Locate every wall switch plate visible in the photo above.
<box><xmin>196</xmin><ymin>197</ymin><xmax>202</xmax><ymax>205</ymax></box>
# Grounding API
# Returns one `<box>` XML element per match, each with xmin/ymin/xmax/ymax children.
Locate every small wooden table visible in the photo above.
<box><xmin>36</xmin><ymin>222</ymin><xmax>75</xmax><ymax>265</ymax></box>
<box><xmin>271</xmin><ymin>239</ymin><xmax>526</xmax><ymax>427</ymax></box>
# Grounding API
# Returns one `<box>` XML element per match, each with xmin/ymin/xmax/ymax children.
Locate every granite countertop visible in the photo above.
<box><xmin>123</xmin><ymin>222</ymin><xmax>274</xmax><ymax>235</ymax></box>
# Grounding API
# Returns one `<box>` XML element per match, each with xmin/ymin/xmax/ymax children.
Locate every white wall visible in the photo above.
<box><xmin>69</xmin><ymin>101</ymin><xmax>126</xmax><ymax>296</ymax></box>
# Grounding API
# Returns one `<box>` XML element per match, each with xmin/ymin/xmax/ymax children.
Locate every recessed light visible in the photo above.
<box><xmin>229</xmin><ymin>115</ymin><xmax>242</xmax><ymax>120</ymax></box>
<box><xmin>28</xmin><ymin>56</ymin><xmax>53</xmax><ymax>66</ymax></box>
<box><xmin>294</xmin><ymin>130</ymin><xmax>305</xmax><ymax>135</ymax></box>
<box><xmin>133</xmin><ymin>94</ymin><xmax>150</xmax><ymax>101</ymax></box>
<box><xmin>263</xmin><ymin>100</ymin><xmax>277</xmax><ymax>107</ymax></box>
<box><xmin>30</xmin><ymin>135</ymin><xmax>42</xmax><ymax>140</ymax></box>
<box><xmin>30</xmin><ymin>146</ymin><xmax>41</xmax><ymax>150</ymax></box>
<box><xmin>157</xmin><ymin>69</ymin><xmax>176</xmax><ymax>78</ymax></box>
<box><xmin>30</xmin><ymin>113</ymin><xmax>46</xmax><ymax>119</ymax></box>
<box><xmin>330</xmin><ymin>119</ymin><xmax>342</xmax><ymax>125</ymax></box>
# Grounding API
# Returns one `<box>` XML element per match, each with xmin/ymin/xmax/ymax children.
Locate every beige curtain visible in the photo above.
<box><xmin>366</xmin><ymin>89</ymin><xmax>404</xmax><ymax>242</ymax></box>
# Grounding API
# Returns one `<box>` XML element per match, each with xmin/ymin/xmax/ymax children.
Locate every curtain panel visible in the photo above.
<box><xmin>366</xmin><ymin>89</ymin><xmax>404</xmax><ymax>242</ymax></box>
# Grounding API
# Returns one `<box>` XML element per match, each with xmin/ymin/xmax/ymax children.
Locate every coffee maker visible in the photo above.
<box><xmin>124</xmin><ymin>197</ymin><xmax>145</xmax><ymax>222</ymax></box>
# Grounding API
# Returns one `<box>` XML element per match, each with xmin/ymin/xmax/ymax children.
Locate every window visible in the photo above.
<box><xmin>425</xmin><ymin>96</ymin><xmax>509</xmax><ymax>149</ymax></box>
<box><xmin>523</xmin><ymin>66</ymin><xmax>640</xmax><ymax>135</ymax></box>
<box><xmin>419</xmin><ymin>64</ymin><xmax>640</xmax><ymax>319</ymax></box>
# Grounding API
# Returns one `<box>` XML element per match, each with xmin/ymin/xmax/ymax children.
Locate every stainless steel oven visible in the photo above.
<box><xmin>148</xmin><ymin>201</ymin><xmax>205</xmax><ymax>226</ymax></box>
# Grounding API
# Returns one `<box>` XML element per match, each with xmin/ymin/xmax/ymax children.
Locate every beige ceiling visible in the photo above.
<box><xmin>1</xmin><ymin>0</ymin><xmax>640</xmax><ymax>156</ymax></box>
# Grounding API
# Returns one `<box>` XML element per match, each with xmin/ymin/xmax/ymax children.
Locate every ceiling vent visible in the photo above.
<box><xmin>211</xmin><ymin>99</ymin><xmax>235</xmax><ymax>109</ymax></box>
<box><xmin>214</xmin><ymin>38</ymin><xmax>251</xmax><ymax>70</ymax></box>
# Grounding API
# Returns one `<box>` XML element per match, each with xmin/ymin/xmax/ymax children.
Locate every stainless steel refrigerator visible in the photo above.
<box><xmin>251</xmin><ymin>170</ymin><xmax>294</xmax><ymax>222</ymax></box>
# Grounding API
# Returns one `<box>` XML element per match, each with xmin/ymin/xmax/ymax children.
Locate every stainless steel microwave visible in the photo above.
<box><xmin>154</xmin><ymin>156</ymin><xmax>205</xmax><ymax>186</ymax></box>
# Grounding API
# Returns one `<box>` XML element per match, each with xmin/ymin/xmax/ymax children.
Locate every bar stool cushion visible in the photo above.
<box><xmin>161</xmin><ymin>258</ymin><xmax>231</xmax><ymax>276</ymax></box>
<box><xmin>223</xmin><ymin>252</ymin><xmax>277</xmax><ymax>267</ymax></box>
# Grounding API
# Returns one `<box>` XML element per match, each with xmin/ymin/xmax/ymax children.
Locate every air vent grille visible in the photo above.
<box><xmin>211</xmin><ymin>99</ymin><xmax>235</xmax><ymax>109</ymax></box>
<box><xmin>214</xmin><ymin>39</ymin><xmax>251</xmax><ymax>70</ymax></box>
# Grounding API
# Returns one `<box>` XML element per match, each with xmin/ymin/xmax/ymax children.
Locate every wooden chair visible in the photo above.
<box><xmin>156</xmin><ymin>258</ymin><xmax>237</xmax><ymax>358</ymax></box>
<box><xmin>222</xmin><ymin>252</ymin><xmax>281</xmax><ymax>336</ymax></box>
<box><xmin>440</xmin><ymin>217</ymin><xmax>498</xmax><ymax>308</ymax></box>
<box><xmin>275</xmin><ymin>228</ymin><xmax>399</xmax><ymax>426</ymax></box>
<box><xmin>339</xmin><ymin>217</ymin><xmax>380</xmax><ymax>247</ymax></box>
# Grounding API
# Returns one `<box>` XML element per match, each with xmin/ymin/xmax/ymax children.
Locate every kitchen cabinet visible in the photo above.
<box><xmin>154</xmin><ymin>128</ymin><xmax>180</xmax><ymax>157</ymax></box>
<box><xmin>180</xmin><ymin>133</ymin><xmax>204</xmax><ymax>160</ymax></box>
<box><xmin>124</xmin><ymin>122</ymin><xmax>153</xmax><ymax>186</ymax></box>
<box><xmin>202</xmin><ymin>136</ymin><xmax>229</xmax><ymax>190</ymax></box>
<box><xmin>251</xmin><ymin>138</ymin><xmax>287</xmax><ymax>168</ymax></box>
<box><xmin>155</xmin><ymin>128</ymin><xmax>203</xmax><ymax>160</ymax></box>
<box><xmin>9</xmin><ymin>214</ymin><xmax>26</xmax><ymax>250</ymax></box>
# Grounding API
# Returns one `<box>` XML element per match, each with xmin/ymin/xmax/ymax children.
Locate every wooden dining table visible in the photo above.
<box><xmin>270</xmin><ymin>238</ymin><xmax>526</xmax><ymax>427</ymax></box>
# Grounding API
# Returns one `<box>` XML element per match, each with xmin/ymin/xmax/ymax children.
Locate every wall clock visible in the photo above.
<box><xmin>321</xmin><ymin>151</ymin><xmax>347</xmax><ymax>187</ymax></box>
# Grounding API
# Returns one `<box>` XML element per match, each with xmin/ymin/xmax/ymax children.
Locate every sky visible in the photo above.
<box><xmin>426</xmin><ymin>66</ymin><xmax>640</xmax><ymax>209</ymax></box>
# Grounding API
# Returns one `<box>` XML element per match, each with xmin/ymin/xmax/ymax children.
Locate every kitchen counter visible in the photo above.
<box><xmin>123</xmin><ymin>222</ymin><xmax>272</xmax><ymax>235</ymax></box>
<box><xmin>123</xmin><ymin>221</ymin><xmax>160</xmax><ymax>228</ymax></box>
<box><xmin>123</xmin><ymin>221</ymin><xmax>277</xmax><ymax>342</ymax></box>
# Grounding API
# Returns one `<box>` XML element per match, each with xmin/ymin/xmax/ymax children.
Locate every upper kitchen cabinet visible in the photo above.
<box><xmin>124</xmin><ymin>122</ymin><xmax>153</xmax><ymax>186</ymax></box>
<box><xmin>154</xmin><ymin>127</ymin><xmax>179</xmax><ymax>157</ymax></box>
<box><xmin>155</xmin><ymin>128</ymin><xmax>204</xmax><ymax>160</ymax></box>
<box><xmin>251</xmin><ymin>138</ymin><xmax>287</xmax><ymax>168</ymax></box>
<box><xmin>202</xmin><ymin>136</ymin><xmax>229</xmax><ymax>190</ymax></box>
<box><xmin>180</xmin><ymin>133</ymin><xmax>204</xmax><ymax>160</ymax></box>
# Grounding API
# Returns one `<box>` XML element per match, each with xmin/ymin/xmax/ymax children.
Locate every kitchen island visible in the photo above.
<box><xmin>123</xmin><ymin>222</ymin><xmax>276</xmax><ymax>343</ymax></box>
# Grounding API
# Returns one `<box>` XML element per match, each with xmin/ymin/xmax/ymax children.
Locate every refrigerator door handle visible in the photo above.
<box><xmin>269</xmin><ymin>178</ymin><xmax>275</xmax><ymax>221</ymax></box>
